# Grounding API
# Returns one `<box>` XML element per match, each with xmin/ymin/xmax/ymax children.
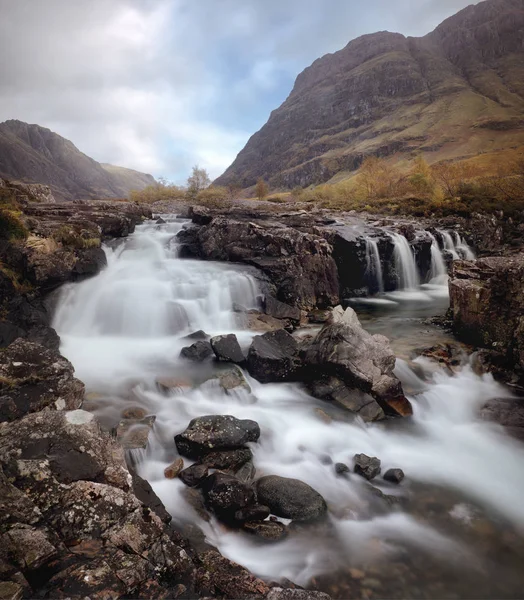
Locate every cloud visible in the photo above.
<box><xmin>0</xmin><ymin>0</ymin><xmax>480</xmax><ymax>182</ymax></box>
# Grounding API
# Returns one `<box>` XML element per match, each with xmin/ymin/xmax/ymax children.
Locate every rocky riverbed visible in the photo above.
<box><xmin>2</xmin><ymin>188</ymin><xmax>524</xmax><ymax>599</ymax></box>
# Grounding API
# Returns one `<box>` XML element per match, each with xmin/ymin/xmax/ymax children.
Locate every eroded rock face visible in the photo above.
<box><xmin>255</xmin><ymin>475</ymin><xmax>328</xmax><ymax>522</ymax></box>
<box><xmin>305</xmin><ymin>306</ymin><xmax>412</xmax><ymax>417</ymax></box>
<box><xmin>449</xmin><ymin>255</ymin><xmax>524</xmax><ymax>380</ymax></box>
<box><xmin>0</xmin><ymin>338</ymin><xmax>84</xmax><ymax>422</ymax></box>
<box><xmin>175</xmin><ymin>415</ymin><xmax>261</xmax><ymax>459</ymax></box>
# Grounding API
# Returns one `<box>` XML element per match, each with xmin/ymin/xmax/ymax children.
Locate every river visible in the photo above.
<box><xmin>52</xmin><ymin>216</ymin><xmax>524</xmax><ymax>599</ymax></box>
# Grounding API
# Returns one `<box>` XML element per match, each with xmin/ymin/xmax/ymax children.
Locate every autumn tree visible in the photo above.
<box><xmin>356</xmin><ymin>156</ymin><xmax>403</xmax><ymax>200</ymax></box>
<box><xmin>186</xmin><ymin>165</ymin><xmax>211</xmax><ymax>199</ymax></box>
<box><xmin>226</xmin><ymin>179</ymin><xmax>242</xmax><ymax>201</ymax></box>
<box><xmin>255</xmin><ymin>178</ymin><xmax>268</xmax><ymax>200</ymax></box>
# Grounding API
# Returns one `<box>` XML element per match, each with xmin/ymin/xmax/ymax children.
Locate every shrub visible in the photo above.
<box><xmin>0</xmin><ymin>210</ymin><xmax>29</xmax><ymax>240</ymax></box>
<box><xmin>52</xmin><ymin>225</ymin><xmax>101</xmax><ymax>249</ymax></box>
<box><xmin>195</xmin><ymin>186</ymin><xmax>231</xmax><ymax>209</ymax></box>
<box><xmin>255</xmin><ymin>178</ymin><xmax>268</xmax><ymax>200</ymax></box>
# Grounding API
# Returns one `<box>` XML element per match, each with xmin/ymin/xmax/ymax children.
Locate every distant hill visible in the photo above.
<box><xmin>0</xmin><ymin>120</ymin><xmax>155</xmax><ymax>200</ymax></box>
<box><xmin>216</xmin><ymin>0</ymin><xmax>524</xmax><ymax>189</ymax></box>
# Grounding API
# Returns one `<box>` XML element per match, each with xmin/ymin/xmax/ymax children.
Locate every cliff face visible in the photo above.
<box><xmin>0</xmin><ymin>120</ymin><xmax>155</xmax><ymax>200</ymax></box>
<box><xmin>216</xmin><ymin>0</ymin><xmax>524</xmax><ymax>188</ymax></box>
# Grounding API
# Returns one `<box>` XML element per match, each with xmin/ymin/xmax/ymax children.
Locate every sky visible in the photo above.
<box><xmin>0</xmin><ymin>0</ymin><xmax>480</xmax><ymax>183</ymax></box>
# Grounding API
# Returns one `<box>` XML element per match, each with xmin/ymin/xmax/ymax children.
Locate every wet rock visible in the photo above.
<box><xmin>115</xmin><ymin>415</ymin><xmax>155</xmax><ymax>450</ymax></box>
<box><xmin>164</xmin><ymin>457</ymin><xmax>184</xmax><ymax>479</ymax></box>
<box><xmin>183</xmin><ymin>329</ymin><xmax>209</xmax><ymax>341</ymax></box>
<box><xmin>201</xmin><ymin>472</ymin><xmax>255</xmax><ymax>521</ymax></box>
<box><xmin>244</xmin><ymin>310</ymin><xmax>287</xmax><ymax>332</ymax></box>
<box><xmin>481</xmin><ymin>396</ymin><xmax>524</xmax><ymax>441</ymax></box>
<box><xmin>196</xmin><ymin>550</ymin><xmax>270</xmax><ymax>598</ymax></box>
<box><xmin>0</xmin><ymin>339</ymin><xmax>84</xmax><ymax>423</ymax></box>
<box><xmin>354</xmin><ymin>454</ymin><xmax>381</xmax><ymax>480</ymax></box>
<box><xmin>243</xmin><ymin>520</ymin><xmax>288</xmax><ymax>541</ymax></box>
<box><xmin>335</xmin><ymin>463</ymin><xmax>350</xmax><ymax>476</ymax></box>
<box><xmin>247</xmin><ymin>329</ymin><xmax>300</xmax><ymax>383</ymax></box>
<box><xmin>175</xmin><ymin>415</ymin><xmax>260</xmax><ymax>459</ymax></box>
<box><xmin>235</xmin><ymin>460</ymin><xmax>257</xmax><ymax>483</ymax></box>
<box><xmin>210</xmin><ymin>334</ymin><xmax>246</xmax><ymax>364</ymax></box>
<box><xmin>309</xmin><ymin>376</ymin><xmax>385</xmax><ymax>422</ymax></box>
<box><xmin>201</xmin><ymin>448</ymin><xmax>253</xmax><ymax>471</ymax></box>
<box><xmin>314</xmin><ymin>408</ymin><xmax>333</xmax><ymax>424</ymax></box>
<box><xmin>215</xmin><ymin>366</ymin><xmax>251</xmax><ymax>394</ymax></box>
<box><xmin>234</xmin><ymin>504</ymin><xmax>271</xmax><ymax>523</ymax></box>
<box><xmin>305</xmin><ymin>306</ymin><xmax>412</xmax><ymax>417</ymax></box>
<box><xmin>383</xmin><ymin>468</ymin><xmax>405</xmax><ymax>484</ymax></box>
<box><xmin>256</xmin><ymin>475</ymin><xmax>328</xmax><ymax>521</ymax></box>
<box><xmin>179</xmin><ymin>340</ymin><xmax>213</xmax><ymax>362</ymax></box>
<box><xmin>179</xmin><ymin>464</ymin><xmax>209</xmax><ymax>488</ymax></box>
<box><xmin>156</xmin><ymin>377</ymin><xmax>191</xmax><ymax>393</ymax></box>
<box><xmin>121</xmin><ymin>406</ymin><xmax>148</xmax><ymax>420</ymax></box>
<box><xmin>264</xmin><ymin>296</ymin><xmax>301</xmax><ymax>322</ymax></box>
<box><xmin>155</xmin><ymin>217</ymin><xmax>166</xmax><ymax>224</ymax></box>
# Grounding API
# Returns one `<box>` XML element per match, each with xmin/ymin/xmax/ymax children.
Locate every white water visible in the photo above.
<box><xmin>391</xmin><ymin>232</ymin><xmax>420</xmax><ymax>290</ymax></box>
<box><xmin>52</xmin><ymin>218</ymin><xmax>523</xmax><ymax>592</ymax></box>
<box><xmin>365</xmin><ymin>237</ymin><xmax>384</xmax><ymax>294</ymax></box>
<box><xmin>428</xmin><ymin>232</ymin><xmax>448</xmax><ymax>284</ymax></box>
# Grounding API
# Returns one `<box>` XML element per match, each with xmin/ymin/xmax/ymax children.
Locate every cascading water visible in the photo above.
<box><xmin>365</xmin><ymin>237</ymin><xmax>384</xmax><ymax>294</ymax></box>
<box><xmin>52</xmin><ymin>217</ymin><xmax>524</xmax><ymax>598</ymax></box>
<box><xmin>391</xmin><ymin>232</ymin><xmax>419</xmax><ymax>290</ymax></box>
<box><xmin>452</xmin><ymin>231</ymin><xmax>476</xmax><ymax>260</ymax></box>
<box><xmin>428</xmin><ymin>232</ymin><xmax>447</xmax><ymax>283</ymax></box>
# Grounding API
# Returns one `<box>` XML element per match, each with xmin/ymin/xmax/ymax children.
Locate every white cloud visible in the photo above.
<box><xmin>0</xmin><ymin>0</ymin><xmax>481</xmax><ymax>183</ymax></box>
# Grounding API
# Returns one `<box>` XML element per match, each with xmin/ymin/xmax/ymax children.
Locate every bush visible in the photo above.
<box><xmin>52</xmin><ymin>225</ymin><xmax>101</xmax><ymax>249</ymax></box>
<box><xmin>129</xmin><ymin>182</ymin><xmax>186</xmax><ymax>204</ymax></box>
<box><xmin>0</xmin><ymin>210</ymin><xmax>29</xmax><ymax>240</ymax></box>
<box><xmin>195</xmin><ymin>186</ymin><xmax>231</xmax><ymax>208</ymax></box>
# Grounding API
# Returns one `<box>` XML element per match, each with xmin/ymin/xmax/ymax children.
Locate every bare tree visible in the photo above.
<box><xmin>186</xmin><ymin>165</ymin><xmax>211</xmax><ymax>199</ymax></box>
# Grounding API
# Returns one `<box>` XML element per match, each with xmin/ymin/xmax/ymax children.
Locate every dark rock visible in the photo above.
<box><xmin>354</xmin><ymin>454</ymin><xmax>381</xmax><ymax>480</ymax></box>
<box><xmin>183</xmin><ymin>329</ymin><xmax>209</xmax><ymax>341</ymax></box>
<box><xmin>210</xmin><ymin>334</ymin><xmax>245</xmax><ymax>364</ymax></box>
<box><xmin>201</xmin><ymin>448</ymin><xmax>253</xmax><ymax>471</ymax></box>
<box><xmin>155</xmin><ymin>217</ymin><xmax>166</xmax><ymax>224</ymax></box>
<box><xmin>164</xmin><ymin>457</ymin><xmax>184</xmax><ymax>479</ymax></box>
<box><xmin>175</xmin><ymin>415</ymin><xmax>260</xmax><ymax>459</ymax></box>
<box><xmin>264</xmin><ymin>296</ymin><xmax>301</xmax><ymax>322</ymax></box>
<box><xmin>256</xmin><ymin>475</ymin><xmax>328</xmax><ymax>521</ymax></box>
<box><xmin>235</xmin><ymin>460</ymin><xmax>257</xmax><ymax>483</ymax></box>
<box><xmin>383</xmin><ymin>468</ymin><xmax>405</xmax><ymax>484</ymax></box>
<box><xmin>201</xmin><ymin>472</ymin><xmax>255</xmax><ymax>521</ymax></box>
<box><xmin>179</xmin><ymin>340</ymin><xmax>213</xmax><ymax>362</ymax></box>
<box><xmin>179</xmin><ymin>464</ymin><xmax>209</xmax><ymax>488</ymax></box>
<box><xmin>247</xmin><ymin>329</ymin><xmax>300</xmax><ymax>383</ymax></box>
<box><xmin>335</xmin><ymin>463</ymin><xmax>350</xmax><ymax>476</ymax></box>
<box><xmin>115</xmin><ymin>415</ymin><xmax>155</xmax><ymax>450</ymax></box>
<box><xmin>305</xmin><ymin>306</ymin><xmax>412</xmax><ymax>417</ymax></box>
<box><xmin>267</xmin><ymin>588</ymin><xmax>332</xmax><ymax>600</ymax></box>
<box><xmin>234</xmin><ymin>504</ymin><xmax>271</xmax><ymax>523</ymax></box>
<box><xmin>243</xmin><ymin>520</ymin><xmax>288</xmax><ymax>541</ymax></box>
<box><xmin>307</xmin><ymin>309</ymin><xmax>331</xmax><ymax>323</ymax></box>
<box><xmin>0</xmin><ymin>339</ymin><xmax>84</xmax><ymax>423</ymax></box>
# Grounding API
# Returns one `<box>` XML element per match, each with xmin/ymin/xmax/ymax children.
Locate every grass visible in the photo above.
<box><xmin>52</xmin><ymin>225</ymin><xmax>101</xmax><ymax>249</ymax></box>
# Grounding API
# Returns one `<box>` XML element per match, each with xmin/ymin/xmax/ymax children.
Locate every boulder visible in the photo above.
<box><xmin>201</xmin><ymin>472</ymin><xmax>255</xmax><ymax>521</ymax></box>
<box><xmin>247</xmin><ymin>329</ymin><xmax>300</xmax><ymax>383</ymax></box>
<box><xmin>335</xmin><ymin>463</ymin><xmax>350</xmax><ymax>477</ymax></box>
<box><xmin>210</xmin><ymin>334</ymin><xmax>245</xmax><ymax>364</ymax></box>
<box><xmin>264</xmin><ymin>296</ymin><xmax>301</xmax><ymax>322</ymax></box>
<box><xmin>383</xmin><ymin>468</ymin><xmax>405</xmax><ymax>484</ymax></box>
<box><xmin>0</xmin><ymin>339</ymin><xmax>84</xmax><ymax>423</ymax></box>
<box><xmin>214</xmin><ymin>366</ymin><xmax>251</xmax><ymax>394</ymax></box>
<box><xmin>353</xmin><ymin>454</ymin><xmax>381</xmax><ymax>480</ymax></box>
<box><xmin>234</xmin><ymin>504</ymin><xmax>271</xmax><ymax>523</ymax></box>
<box><xmin>201</xmin><ymin>448</ymin><xmax>253</xmax><ymax>471</ymax></box>
<box><xmin>183</xmin><ymin>329</ymin><xmax>209</xmax><ymax>341</ymax></box>
<box><xmin>179</xmin><ymin>464</ymin><xmax>209</xmax><ymax>488</ymax></box>
<box><xmin>175</xmin><ymin>415</ymin><xmax>260</xmax><ymax>459</ymax></box>
<box><xmin>255</xmin><ymin>475</ymin><xmax>327</xmax><ymax>522</ymax></box>
<box><xmin>305</xmin><ymin>306</ymin><xmax>412</xmax><ymax>417</ymax></box>
<box><xmin>179</xmin><ymin>340</ymin><xmax>213</xmax><ymax>362</ymax></box>
<box><xmin>115</xmin><ymin>415</ymin><xmax>156</xmax><ymax>450</ymax></box>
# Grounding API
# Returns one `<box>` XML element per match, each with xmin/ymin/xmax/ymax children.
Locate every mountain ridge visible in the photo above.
<box><xmin>0</xmin><ymin>119</ymin><xmax>155</xmax><ymax>200</ymax></box>
<box><xmin>215</xmin><ymin>0</ymin><xmax>524</xmax><ymax>189</ymax></box>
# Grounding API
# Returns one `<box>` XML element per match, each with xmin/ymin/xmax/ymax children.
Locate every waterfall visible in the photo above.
<box><xmin>453</xmin><ymin>231</ymin><xmax>476</xmax><ymax>260</ymax></box>
<box><xmin>440</xmin><ymin>231</ymin><xmax>460</xmax><ymax>260</ymax></box>
<box><xmin>428</xmin><ymin>233</ymin><xmax>447</xmax><ymax>283</ymax></box>
<box><xmin>391</xmin><ymin>233</ymin><xmax>419</xmax><ymax>290</ymax></box>
<box><xmin>365</xmin><ymin>237</ymin><xmax>384</xmax><ymax>293</ymax></box>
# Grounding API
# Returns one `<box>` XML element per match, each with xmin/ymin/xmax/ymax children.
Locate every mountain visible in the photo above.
<box><xmin>0</xmin><ymin>120</ymin><xmax>155</xmax><ymax>200</ymax></box>
<box><xmin>216</xmin><ymin>0</ymin><xmax>524</xmax><ymax>189</ymax></box>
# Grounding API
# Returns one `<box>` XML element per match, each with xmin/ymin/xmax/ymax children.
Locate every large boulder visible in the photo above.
<box><xmin>255</xmin><ymin>475</ymin><xmax>327</xmax><ymax>522</ymax></box>
<box><xmin>0</xmin><ymin>339</ymin><xmax>84</xmax><ymax>422</ymax></box>
<box><xmin>180</xmin><ymin>340</ymin><xmax>214</xmax><ymax>362</ymax></box>
<box><xmin>175</xmin><ymin>415</ymin><xmax>260</xmax><ymax>459</ymax></box>
<box><xmin>449</xmin><ymin>256</ymin><xmax>524</xmax><ymax>380</ymax></box>
<box><xmin>305</xmin><ymin>306</ymin><xmax>412</xmax><ymax>417</ymax></box>
<box><xmin>247</xmin><ymin>329</ymin><xmax>301</xmax><ymax>383</ymax></box>
<box><xmin>201</xmin><ymin>472</ymin><xmax>255</xmax><ymax>522</ymax></box>
<box><xmin>210</xmin><ymin>334</ymin><xmax>245</xmax><ymax>364</ymax></box>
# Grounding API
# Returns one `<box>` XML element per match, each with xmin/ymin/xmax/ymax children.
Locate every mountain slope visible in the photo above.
<box><xmin>0</xmin><ymin>120</ymin><xmax>155</xmax><ymax>200</ymax></box>
<box><xmin>216</xmin><ymin>0</ymin><xmax>524</xmax><ymax>189</ymax></box>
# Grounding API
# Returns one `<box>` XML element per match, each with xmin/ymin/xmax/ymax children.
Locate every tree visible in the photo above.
<box><xmin>226</xmin><ymin>179</ymin><xmax>242</xmax><ymax>201</ymax></box>
<box><xmin>186</xmin><ymin>165</ymin><xmax>211</xmax><ymax>199</ymax></box>
<box><xmin>356</xmin><ymin>156</ymin><xmax>403</xmax><ymax>200</ymax></box>
<box><xmin>255</xmin><ymin>178</ymin><xmax>268</xmax><ymax>200</ymax></box>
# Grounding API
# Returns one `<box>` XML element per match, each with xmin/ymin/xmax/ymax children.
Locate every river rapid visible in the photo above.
<box><xmin>52</xmin><ymin>216</ymin><xmax>524</xmax><ymax>599</ymax></box>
